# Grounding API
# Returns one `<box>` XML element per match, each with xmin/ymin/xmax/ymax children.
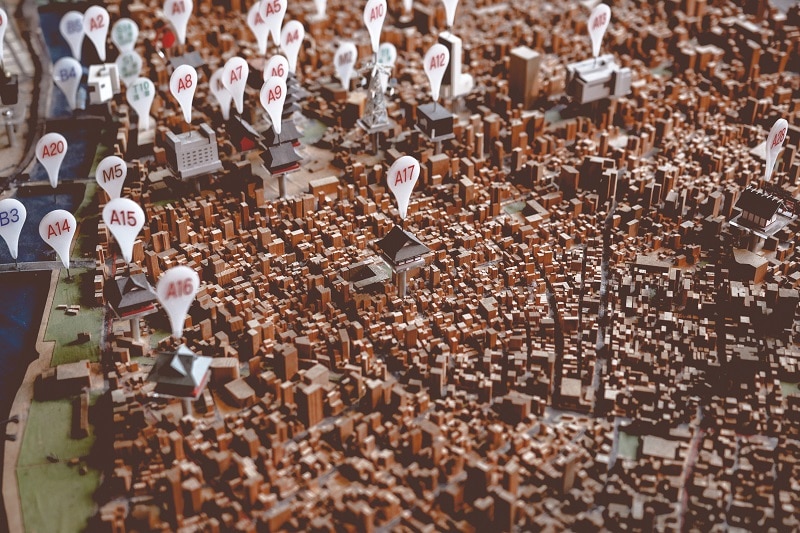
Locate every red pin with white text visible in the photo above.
<box><xmin>156</xmin><ymin>265</ymin><xmax>200</xmax><ymax>339</ymax></box>
<box><xmin>59</xmin><ymin>11</ymin><xmax>85</xmax><ymax>61</ymax></box>
<box><xmin>261</xmin><ymin>0</ymin><xmax>287</xmax><ymax>47</ymax></box>
<box><xmin>280</xmin><ymin>21</ymin><xmax>304</xmax><ymax>74</ymax></box>
<box><xmin>363</xmin><ymin>0</ymin><xmax>386</xmax><ymax>56</ymax></box>
<box><xmin>765</xmin><ymin>118</ymin><xmax>788</xmax><ymax>181</ymax></box>
<box><xmin>53</xmin><ymin>56</ymin><xmax>82</xmax><ymax>111</ymax></box>
<box><xmin>36</xmin><ymin>133</ymin><xmax>67</xmax><ymax>189</ymax></box>
<box><xmin>334</xmin><ymin>42</ymin><xmax>357</xmax><ymax>91</ymax></box>
<box><xmin>588</xmin><ymin>3</ymin><xmax>610</xmax><ymax>60</ymax></box>
<box><xmin>0</xmin><ymin>198</ymin><xmax>26</xmax><ymax>267</ymax></box>
<box><xmin>424</xmin><ymin>43</ymin><xmax>449</xmax><ymax>104</ymax></box>
<box><xmin>39</xmin><ymin>209</ymin><xmax>76</xmax><ymax>272</ymax></box>
<box><xmin>387</xmin><ymin>155</ymin><xmax>420</xmax><ymax>220</ymax></box>
<box><xmin>83</xmin><ymin>6</ymin><xmax>109</xmax><ymax>61</ymax></box>
<box><xmin>260</xmin><ymin>77</ymin><xmax>286</xmax><ymax>134</ymax></box>
<box><xmin>170</xmin><ymin>64</ymin><xmax>197</xmax><ymax>124</ymax></box>
<box><xmin>103</xmin><ymin>198</ymin><xmax>145</xmax><ymax>264</ymax></box>
<box><xmin>263</xmin><ymin>54</ymin><xmax>288</xmax><ymax>81</ymax></box>
<box><xmin>209</xmin><ymin>69</ymin><xmax>232</xmax><ymax>120</ymax></box>
<box><xmin>247</xmin><ymin>2</ymin><xmax>269</xmax><ymax>55</ymax></box>
<box><xmin>95</xmin><ymin>155</ymin><xmax>127</xmax><ymax>200</ymax></box>
<box><xmin>222</xmin><ymin>57</ymin><xmax>249</xmax><ymax>114</ymax></box>
<box><xmin>164</xmin><ymin>0</ymin><xmax>192</xmax><ymax>46</ymax></box>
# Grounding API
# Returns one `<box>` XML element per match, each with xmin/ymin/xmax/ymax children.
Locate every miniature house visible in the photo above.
<box><xmin>0</xmin><ymin>70</ymin><xmax>19</xmax><ymax>105</ymax></box>
<box><xmin>105</xmin><ymin>274</ymin><xmax>158</xmax><ymax>319</ymax></box>
<box><xmin>565</xmin><ymin>54</ymin><xmax>631</xmax><ymax>104</ymax></box>
<box><xmin>147</xmin><ymin>345</ymin><xmax>212</xmax><ymax>400</ymax></box>
<box><xmin>87</xmin><ymin>64</ymin><xmax>121</xmax><ymax>105</ymax></box>
<box><xmin>165</xmin><ymin>124</ymin><xmax>223</xmax><ymax>180</ymax></box>
<box><xmin>377</xmin><ymin>226</ymin><xmax>431</xmax><ymax>298</ymax></box>
<box><xmin>733</xmin><ymin>186</ymin><xmax>784</xmax><ymax>231</ymax></box>
<box><xmin>416</xmin><ymin>103</ymin><xmax>455</xmax><ymax>143</ymax></box>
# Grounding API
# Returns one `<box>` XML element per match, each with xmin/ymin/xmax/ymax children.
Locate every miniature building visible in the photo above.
<box><xmin>105</xmin><ymin>274</ymin><xmax>158</xmax><ymax>319</ymax></box>
<box><xmin>0</xmin><ymin>70</ymin><xmax>19</xmax><ymax>105</ymax></box>
<box><xmin>438</xmin><ymin>32</ymin><xmax>474</xmax><ymax>98</ymax></box>
<box><xmin>260</xmin><ymin>139</ymin><xmax>302</xmax><ymax>175</ymax></box>
<box><xmin>165</xmin><ymin>124</ymin><xmax>223</xmax><ymax>180</ymax></box>
<box><xmin>147</xmin><ymin>345</ymin><xmax>212</xmax><ymax>399</ymax></box>
<box><xmin>376</xmin><ymin>226</ymin><xmax>431</xmax><ymax>297</ymax></box>
<box><xmin>565</xmin><ymin>54</ymin><xmax>632</xmax><ymax>104</ymax></box>
<box><xmin>87</xmin><ymin>64</ymin><xmax>121</xmax><ymax>105</ymax></box>
<box><xmin>416</xmin><ymin>103</ymin><xmax>455</xmax><ymax>142</ymax></box>
<box><xmin>733</xmin><ymin>186</ymin><xmax>784</xmax><ymax>231</ymax></box>
<box><xmin>509</xmin><ymin>46</ymin><xmax>541</xmax><ymax>109</ymax></box>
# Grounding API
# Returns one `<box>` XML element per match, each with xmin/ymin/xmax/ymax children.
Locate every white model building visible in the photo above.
<box><xmin>438</xmin><ymin>32</ymin><xmax>474</xmax><ymax>98</ymax></box>
<box><xmin>165</xmin><ymin>124</ymin><xmax>223</xmax><ymax>180</ymax></box>
<box><xmin>87</xmin><ymin>64</ymin><xmax>121</xmax><ymax>105</ymax></box>
<box><xmin>566</xmin><ymin>54</ymin><xmax>631</xmax><ymax>104</ymax></box>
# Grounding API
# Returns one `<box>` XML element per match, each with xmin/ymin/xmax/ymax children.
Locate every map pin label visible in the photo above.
<box><xmin>441</xmin><ymin>0</ymin><xmax>458</xmax><ymax>28</ymax></box>
<box><xmin>0</xmin><ymin>198</ymin><xmax>26</xmax><ymax>261</ymax></box>
<box><xmin>209</xmin><ymin>69</ymin><xmax>233</xmax><ymax>120</ymax></box>
<box><xmin>116</xmin><ymin>51</ymin><xmax>143</xmax><ymax>87</ymax></box>
<box><xmin>387</xmin><ymin>155</ymin><xmax>420</xmax><ymax>220</ymax></box>
<box><xmin>280</xmin><ymin>20</ymin><xmax>304</xmax><ymax>74</ymax></box>
<box><xmin>111</xmin><ymin>18</ymin><xmax>139</xmax><ymax>54</ymax></box>
<box><xmin>59</xmin><ymin>11</ymin><xmax>85</xmax><ymax>61</ymax></box>
<box><xmin>39</xmin><ymin>209</ymin><xmax>76</xmax><ymax>269</ymax></box>
<box><xmin>222</xmin><ymin>57</ymin><xmax>249</xmax><ymax>115</ymax></box>
<box><xmin>588</xmin><ymin>3</ymin><xmax>611</xmax><ymax>59</ymax></box>
<box><xmin>314</xmin><ymin>0</ymin><xmax>326</xmax><ymax>17</ymax></box>
<box><xmin>260</xmin><ymin>76</ymin><xmax>286</xmax><ymax>135</ymax></box>
<box><xmin>83</xmin><ymin>5</ymin><xmax>110</xmax><ymax>61</ymax></box>
<box><xmin>765</xmin><ymin>118</ymin><xmax>788</xmax><ymax>180</ymax></box>
<box><xmin>424</xmin><ymin>43</ymin><xmax>449</xmax><ymax>103</ymax></box>
<box><xmin>170</xmin><ymin>64</ymin><xmax>197</xmax><ymax>124</ymax></box>
<box><xmin>0</xmin><ymin>9</ymin><xmax>8</xmax><ymax>64</ymax></box>
<box><xmin>156</xmin><ymin>265</ymin><xmax>200</xmax><ymax>339</ymax></box>
<box><xmin>261</xmin><ymin>0</ymin><xmax>287</xmax><ymax>47</ymax></box>
<box><xmin>126</xmin><ymin>77</ymin><xmax>155</xmax><ymax>130</ymax></box>
<box><xmin>103</xmin><ymin>198</ymin><xmax>145</xmax><ymax>264</ymax></box>
<box><xmin>247</xmin><ymin>2</ymin><xmax>270</xmax><ymax>55</ymax></box>
<box><xmin>36</xmin><ymin>133</ymin><xmax>68</xmax><ymax>189</ymax></box>
<box><xmin>363</xmin><ymin>0</ymin><xmax>386</xmax><ymax>56</ymax></box>
<box><xmin>334</xmin><ymin>42</ymin><xmax>357</xmax><ymax>91</ymax></box>
<box><xmin>96</xmin><ymin>155</ymin><xmax>128</xmax><ymax>200</ymax></box>
<box><xmin>164</xmin><ymin>0</ymin><xmax>193</xmax><ymax>46</ymax></box>
<box><xmin>263</xmin><ymin>54</ymin><xmax>288</xmax><ymax>82</ymax></box>
<box><xmin>53</xmin><ymin>56</ymin><xmax>82</xmax><ymax>111</ymax></box>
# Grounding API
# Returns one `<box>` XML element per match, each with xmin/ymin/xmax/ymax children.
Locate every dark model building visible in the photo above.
<box><xmin>147</xmin><ymin>345</ymin><xmax>212</xmax><ymax>400</ymax></box>
<box><xmin>377</xmin><ymin>225</ymin><xmax>431</xmax><ymax>297</ymax></box>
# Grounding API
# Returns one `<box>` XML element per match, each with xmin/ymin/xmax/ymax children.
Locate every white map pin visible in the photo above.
<box><xmin>116</xmin><ymin>51</ymin><xmax>143</xmax><ymax>87</ymax></box>
<box><xmin>83</xmin><ymin>5</ymin><xmax>110</xmax><ymax>62</ymax></box>
<box><xmin>377</xmin><ymin>42</ymin><xmax>397</xmax><ymax>93</ymax></box>
<box><xmin>588</xmin><ymin>3</ymin><xmax>610</xmax><ymax>59</ymax></box>
<box><xmin>363</xmin><ymin>0</ymin><xmax>386</xmax><ymax>56</ymax></box>
<box><xmin>260</xmin><ymin>77</ymin><xmax>286</xmax><ymax>135</ymax></box>
<box><xmin>334</xmin><ymin>42</ymin><xmax>357</xmax><ymax>91</ymax></box>
<box><xmin>95</xmin><ymin>155</ymin><xmax>127</xmax><ymax>200</ymax></box>
<box><xmin>156</xmin><ymin>265</ymin><xmax>200</xmax><ymax>339</ymax></box>
<box><xmin>387</xmin><ymin>155</ymin><xmax>420</xmax><ymax>220</ymax></box>
<box><xmin>164</xmin><ymin>0</ymin><xmax>193</xmax><ymax>46</ymax></box>
<box><xmin>260</xmin><ymin>0</ymin><xmax>287</xmax><ymax>47</ymax></box>
<box><xmin>0</xmin><ymin>198</ymin><xmax>26</xmax><ymax>261</ymax></box>
<box><xmin>53</xmin><ymin>56</ymin><xmax>82</xmax><ymax>111</ymax></box>
<box><xmin>247</xmin><ymin>2</ymin><xmax>270</xmax><ymax>55</ymax></box>
<box><xmin>765</xmin><ymin>118</ymin><xmax>788</xmax><ymax>180</ymax></box>
<box><xmin>222</xmin><ymin>57</ymin><xmax>249</xmax><ymax>115</ymax></box>
<box><xmin>103</xmin><ymin>198</ymin><xmax>145</xmax><ymax>264</ymax></box>
<box><xmin>39</xmin><ymin>209</ymin><xmax>76</xmax><ymax>269</ymax></box>
<box><xmin>441</xmin><ymin>0</ymin><xmax>458</xmax><ymax>28</ymax></box>
<box><xmin>314</xmin><ymin>0</ymin><xmax>326</xmax><ymax>18</ymax></box>
<box><xmin>111</xmin><ymin>18</ymin><xmax>139</xmax><ymax>54</ymax></box>
<box><xmin>280</xmin><ymin>21</ymin><xmax>304</xmax><ymax>74</ymax></box>
<box><xmin>402</xmin><ymin>0</ymin><xmax>412</xmax><ymax>13</ymax></box>
<box><xmin>126</xmin><ymin>77</ymin><xmax>155</xmax><ymax>130</ymax></box>
<box><xmin>170</xmin><ymin>65</ymin><xmax>197</xmax><ymax>124</ymax></box>
<box><xmin>0</xmin><ymin>9</ymin><xmax>8</xmax><ymax>66</ymax></box>
<box><xmin>36</xmin><ymin>132</ymin><xmax>68</xmax><ymax>189</ymax></box>
<box><xmin>59</xmin><ymin>11</ymin><xmax>85</xmax><ymax>61</ymax></box>
<box><xmin>424</xmin><ymin>43</ymin><xmax>449</xmax><ymax>103</ymax></box>
<box><xmin>263</xmin><ymin>54</ymin><xmax>288</xmax><ymax>81</ymax></box>
<box><xmin>209</xmin><ymin>69</ymin><xmax>233</xmax><ymax>120</ymax></box>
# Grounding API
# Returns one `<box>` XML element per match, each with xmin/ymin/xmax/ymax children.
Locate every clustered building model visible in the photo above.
<box><xmin>14</xmin><ymin>0</ymin><xmax>800</xmax><ymax>531</ymax></box>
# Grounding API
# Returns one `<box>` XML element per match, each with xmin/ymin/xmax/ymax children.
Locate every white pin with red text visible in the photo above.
<box><xmin>247</xmin><ymin>3</ymin><xmax>270</xmax><ymax>55</ymax></box>
<box><xmin>164</xmin><ymin>0</ymin><xmax>192</xmax><ymax>46</ymax></box>
<box><xmin>260</xmin><ymin>0</ymin><xmax>287</xmax><ymax>47</ymax></box>
<box><xmin>280</xmin><ymin>21</ymin><xmax>304</xmax><ymax>74</ymax></box>
<box><xmin>95</xmin><ymin>155</ymin><xmax>127</xmax><ymax>200</ymax></box>
<box><xmin>363</xmin><ymin>0</ymin><xmax>386</xmax><ymax>56</ymax></box>
<box><xmin>334</xmin><ymin>42</ymin><xmax>357</xmax><ymax>91</ymax></box>
<box><xmin>59</xmin><ymin>11</ymin><xmax>85</xmax><ymax>61</ymax></box>
<box><xmin>53</xmin><ymin>56</ymin><xmax>82</xmax><ymax>111</ymax></box>
<box><xmin>263</xmin><ymin>54</ymin><xmax>288</xmax><ymax>82</ymax></box>
<box><xmin>0</xmin><ymin>9</ymin><xmax>8</xmax><ymax>65</ymax></box>
<box><xmin>260</xmin><ymin>77</ymin><xmax>286</xmax><ymax>135</ymax></box>
<box><xmin>588</xmin><ymin>3</ymin><xmax>610</xmax><ymax>59</ymax></box>
<box><xmin>441</xmin><ymin>0</ymin><xmax>458</xmax><ymax>28</ymax></box>
<box><xmin>424</xmin><ymin>43</ymin><xmax>449</xmax><ymax>103</ymax></box>
<box><xmin>126</xmin><ymin>77</ymin><xmax>155</xmax><ymax>130</ymax></box>
<box><xmin>39</xmin><ymin>210</ymin><xmax>76</xmax><ymax>269</ymax></box>
<box><xmin>111</xmin><ymin>18</ymin><xmax>139</xmax><ymax>54</ymax></box>
<box><xmin>387</xmin><ymin>155</ymin><xmax>420</xmax><ymax>220</ymax></box>
<box><xmin>103</xmin><ymin>198</ymin><xmax>145</xmax><ymax>264</ymax></box>
<box><xmin>156</xmin><ymin>265</ymin><xmax>200</xmax><ymax>339</ymax></box>
<box><xmin>36</xmin><ymin>133</ymin><xmax>68</xmax><ymax>189</ymax></box>
<box><xmin>222</xmin><ymin>57</ymin><xmax>249</xmax><ymax>114</ymax></box>
<box><xmin>765</xmin><ymin>118</ymin><xmax>788</xmax><ymax>181</ymax></box>
<box><xmin>170</xmin><ymin>65</ymin><xmax>197</xmax><ymax>124</ymax></box>
<box><xmin>0</xmin><ymin>199</ymin><xmax>26</xmax><ymax>261</ymax></box>
<box><xmin>209</xmin><ymin>69</ymin><xmax>233</xmax><ymax>120</ymax></box>
<box><xmin>83</xmin><ymin>5</ymin><xmax>109</xmax><ymax>61</ymax></box>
